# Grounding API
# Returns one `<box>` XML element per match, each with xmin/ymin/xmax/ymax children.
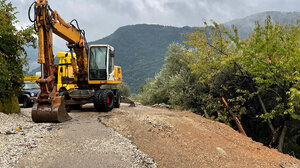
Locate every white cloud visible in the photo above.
<box><xmin>9</xmin><ymin>0</ymin><xmax>300</xmax><ymax>48</ymax></box>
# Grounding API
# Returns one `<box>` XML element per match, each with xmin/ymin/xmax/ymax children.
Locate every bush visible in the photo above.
<box><xmin>117</xmin><ymin>83</ymin><xmax>131</xmax><ymax>97</ymax></box>
<box><xmin>0</xmin><ymin>96</ymin><xmax>20</xmax><ymax>114</ymax></box>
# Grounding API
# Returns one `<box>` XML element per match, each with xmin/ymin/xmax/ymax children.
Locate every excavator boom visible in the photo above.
<box><xmin>29</xmin><ymin>0</ymin><xmax>88</xmax><ymax>122</ymax></box>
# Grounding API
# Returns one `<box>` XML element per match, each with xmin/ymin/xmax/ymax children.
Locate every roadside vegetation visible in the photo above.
<box><xmin>138</xmin><ymin>17</ymin><xmax>300</xmax><ymax>158</ymax></box>
<box><xmin>117</xmin><ymin>83</ymin><xmax>131</xmax><ymax>97</ymax></box>
<box><xmin>0</xmin><ymin>0</ymin><xmax>36</xmax><ymax>114</ymax></box>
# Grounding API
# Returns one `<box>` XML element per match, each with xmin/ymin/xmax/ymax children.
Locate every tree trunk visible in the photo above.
<box><xmin>268</xmin><ymin>125</ymin><xmax>282</xmax><ymax>148</ymax></box>
<box><xmin>277</xmin><ymin>123</ymin><xmax>287</xmax><ymax>152</ymax></box>
<box><xmin>222</xmin><ymin>97</ymin><xmax>247</xmax><ymax>136</ymax></box>
<box><xmin>257</xmin><ymin>94</ymin><xmax>275</xmax><ymax>134</ymax></box>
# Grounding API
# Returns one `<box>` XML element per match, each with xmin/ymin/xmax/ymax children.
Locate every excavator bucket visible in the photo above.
<box><xmin>32</xmin><ymin>96</ymin><xmax>71</xmax><ymax>123</ymax></box>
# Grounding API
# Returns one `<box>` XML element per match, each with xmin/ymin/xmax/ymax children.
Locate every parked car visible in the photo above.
<box><xmin>18</xmin><ymin>81</ymin><xmax>40</xmax><ymax>108</ymax></box>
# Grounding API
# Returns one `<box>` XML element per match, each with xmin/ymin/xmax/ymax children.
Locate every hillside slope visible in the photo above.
<box><xmin>225</xmin><ymin>11</ymin><xmax>300</xmax><ymax>38</ymax></box>
<box><xmin>91</xmin><ymin>24</ymin><xmax>194</xmax><ymax>92</ymax></box>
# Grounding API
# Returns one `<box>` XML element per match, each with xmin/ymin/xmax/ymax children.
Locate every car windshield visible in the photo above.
<box><xmin>24</xmin><ymin>83</ymin><xmax>40</xmax><ymax>89</ymax></box>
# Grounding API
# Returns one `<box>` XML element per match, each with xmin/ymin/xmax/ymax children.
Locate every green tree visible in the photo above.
<box><xmin>139</xmin><ymin>43</ymin><xmax>207</xmax><ymax>111</ymax></box>
<box><xmin>0</xmin><ymin>0</ymin><xmax>36</xmax><ymax>114</ymax></box>
<box><xmin>138</xmin><ymin>43</ymin><xmax>188</xmax><ymax>105</ymax></box>
<box><xmin>117</xmin><ymin>83</ymin><xmax>131</xmax><ymax>97</ymax></box>
<box><xmin>184</xmin><ymin>17</ymin><xmax>300</xmax><ymax>154</ymax></box>
<box><xmin>240</xmin><ymin>18</ymin><xmax>300</xmax><ymax>121</ymax></box>
<box><xmin>238</xmin><ymin>18</ymin><xmax>300</xmax><ymax>152</ymax></box>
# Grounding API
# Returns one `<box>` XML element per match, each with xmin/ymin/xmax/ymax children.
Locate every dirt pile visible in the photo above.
<box><xmin>99</xmin><ymin>104</ymin><xmax>300</xmax><ymax>168</ymax></box>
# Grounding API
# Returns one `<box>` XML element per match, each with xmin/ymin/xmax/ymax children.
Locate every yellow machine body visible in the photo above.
<box><xmin>24</xmin><ymin>76</ymin><xmax>40</xmax><ymax>82</ymax></box>
<box><xmin>87</xmin><ymin>44</ymin><xmax>122</xmax><ymax>85</ymax></box>
<box><xmin>30</xmin><ymin>0</ymin><xmax>122</xmax><ymax>123</ymax></box>
<box><xmin>57</xmin><ymin>52</ymin><xmax>78</xmax><ymax>92</ymax></box>
<box><xmin>57</xmin><ymin>51</ymin><xmax>122</xmax><ymax>89</ymax></box>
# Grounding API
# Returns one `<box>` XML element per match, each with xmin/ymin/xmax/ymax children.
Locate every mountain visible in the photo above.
<box><xmin>28</xmin><ymin>11</ymin><xmax>300</xmax><ymax>93</ymax></box>
<box><xmin>224</xmin><ymin>11</ymin><xmax>300</xmax><ymax>38</ymax></box>
<box><xmin>90</xmin><ymin>24</ymin><xmax>195</xmax><ymax>93</ymax></box>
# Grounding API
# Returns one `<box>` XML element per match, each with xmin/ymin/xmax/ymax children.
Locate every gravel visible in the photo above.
<box><xmin>96</xmin><ymin>127</ymin><xmax>157</xmax><ymax>168</ymax></box>
<box><xmin>0</xmin><ymin>109</ymin><xmax>56</xmax><ymax>168</ymax></box>
<box><xmin>0</xmin><ymin>107</ymin><xmax>157</xmax><ymax>168</ymax></box>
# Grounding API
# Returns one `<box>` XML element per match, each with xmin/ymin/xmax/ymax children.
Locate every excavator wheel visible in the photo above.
<box><xmin>93</xmin><ymin>89</ymin><xmax>114</xmax><ymax>112</ymax></box>
<box><xmin>114</xmin><ymin>90</ymin><xmax>121</xmax><ymax>108</ymax></box>
<box><xmin>32</xmin><ymin>96</ymin><xmax>71</xmax><ymax>123</ymax></box>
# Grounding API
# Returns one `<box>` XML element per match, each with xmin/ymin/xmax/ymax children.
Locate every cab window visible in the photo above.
<box><xmin>108</xmin><ymin>50</ymin><xmax>114</xmax><ymax>74</ymax></box>
<box><xmin>89</xmin><ymin>46</ymin><xmax>107</xmax><ymax>80</ymax></box>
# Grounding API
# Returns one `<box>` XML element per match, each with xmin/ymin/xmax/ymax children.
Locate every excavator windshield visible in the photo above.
<box><xmin>89</xmin><ymin>46</ymin><xmax>107</xmax><ymax>80</ymax></box>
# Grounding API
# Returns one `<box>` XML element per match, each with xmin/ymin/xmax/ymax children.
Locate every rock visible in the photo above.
<box><xmin>152</xmin><ymin>104</ymin><xmax>159</xmax><ymax>107</ymax></box>
<box><xmin>120</xmin><ymin>96</ymin><xmax>136</xmax><ymax>107</ymax></box>
<box><xmin>5</xmin><ymin>131</ymin><xmax>16</xmax><ymax>135</ymax></box>
<box><xmin>159</xmin><ymin>103</ymin><xmax>170</xmax><ymax>108</ymax></box>
<box><xmin>152</xmin><ymin>103</ymin><xmax>170</xmax><ymax>108</ymax></box>
<box><xmin>216</xmin><ymin>147</ymin><xmax>226</xmax><ymax>155</ymax></box>
<box><xmin>280</xmin><ymin>162</ymin><xmax>298</xmax><ymax>168</ymax></box>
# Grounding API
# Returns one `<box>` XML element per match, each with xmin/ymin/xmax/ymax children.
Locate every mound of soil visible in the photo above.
<box><xmin>99</xmin><ymin>104</ymin><xmax>300</xmax><ymax>168</ymax></box>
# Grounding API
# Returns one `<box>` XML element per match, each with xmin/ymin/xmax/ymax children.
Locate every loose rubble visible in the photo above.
<box><xmin>152</xmin><ymin>103</ymin><xmax>170</xmax><ymax>108</ymax></box>
<box><xmin>1</xmin><ymin>106</ymin><xmax>157</xmax><ymax>168</ymax></box>
<box><xmin>94</xmin><ymin>127</ymin><xmax>157</xmax><ymax>168</ymax></box>
<box><xmin>0</xmin><ymin>108</ymin><xmax>57</xmax><ymax>168</ymax></box>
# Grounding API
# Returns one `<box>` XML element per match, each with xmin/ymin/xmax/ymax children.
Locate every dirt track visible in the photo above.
<box><xmin>99</xmin><ymin>104</ymin><xmax>300</xmax><ymax>168</ymax></box>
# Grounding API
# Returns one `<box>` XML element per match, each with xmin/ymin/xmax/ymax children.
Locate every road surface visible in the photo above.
<box><xmin>0</xmin><ymin>105</ymin><xmax>156</xmax><ymax>168</ymax></box>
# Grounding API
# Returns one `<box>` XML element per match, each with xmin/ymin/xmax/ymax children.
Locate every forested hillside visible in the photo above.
<box><xmin>90</xmin><ymin>24</ymin><xmax>194</xmax><ymax>92</ymax></box>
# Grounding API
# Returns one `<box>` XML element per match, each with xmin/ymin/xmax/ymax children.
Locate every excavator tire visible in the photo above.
<box><xmin>93</xmin><ymin>89</ymin><xmax>114</xmax><ymax>112</ymax></box>
<box><xmin>32</xmin><ymin>96</ymin><xmax>71</xmax><ymax>123</ymax></box>
<box><xmin>114</xmin><ymin>90</ymin><xmax>121</xmax><ymax>108</ymax></box>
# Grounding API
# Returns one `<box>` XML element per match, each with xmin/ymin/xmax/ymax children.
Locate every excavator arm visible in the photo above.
<box><xmin>29</xmin><ymin>0</ymin><xmax>89</xmax><ymax>122</ymax></box>
<box><xmin>34</xmin><ymin>0</ymin><xmax>88</xmax><ymax>81</ymax></box>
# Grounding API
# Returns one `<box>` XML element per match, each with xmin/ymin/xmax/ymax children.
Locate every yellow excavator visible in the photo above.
<box><xmin>28</xmin><ymin>0</ymin><xmax>122</xmax><ymax>122</ymax></box>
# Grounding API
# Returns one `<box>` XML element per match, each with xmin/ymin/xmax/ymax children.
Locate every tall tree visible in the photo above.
<box><xmin>0</xmin><ymin>0</ymin><xmax>36</xmax><ymax>113</ymax></box>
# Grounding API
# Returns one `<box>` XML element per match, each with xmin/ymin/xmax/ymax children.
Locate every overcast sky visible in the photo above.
<box><xmin>9</xmin><ymin>0</ymin><xmax>300</xmax><ymax>51</ymax></box>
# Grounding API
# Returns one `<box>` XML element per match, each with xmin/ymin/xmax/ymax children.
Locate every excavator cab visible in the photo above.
<box><xmin>88</xmin><ymin>45</ymin><xmax>122</xmax><ymax>85</ymax></box>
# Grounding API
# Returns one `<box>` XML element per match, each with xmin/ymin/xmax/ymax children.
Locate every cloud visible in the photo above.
<box><xmin>9</xmin><ymin>0</ymin><xmax>300</xmax><ymax>50</ymax></box>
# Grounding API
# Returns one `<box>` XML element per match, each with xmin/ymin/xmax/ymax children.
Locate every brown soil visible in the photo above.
<box><xmin>99</xmin><ymin>104</ymin><xmax>300</xmax><ymax>168</ymax></box>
